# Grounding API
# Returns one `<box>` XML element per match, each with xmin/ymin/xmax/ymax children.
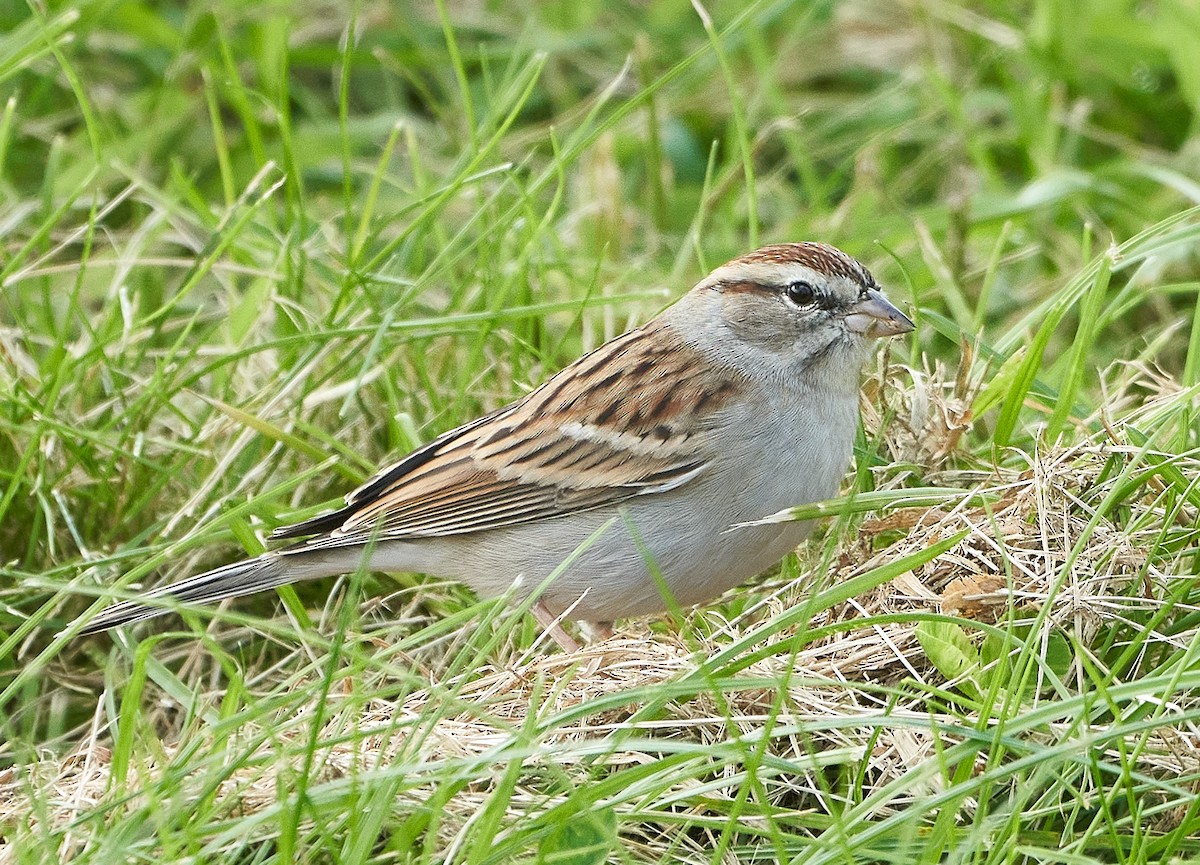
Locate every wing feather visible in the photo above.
<box><xmin>274</xmin><ymin>320</ymin><xmax>745</xmax><ymax>544</ymax></box>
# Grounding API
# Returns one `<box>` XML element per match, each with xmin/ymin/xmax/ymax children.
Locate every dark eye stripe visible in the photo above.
<box><xmin>719</xmin><ymin>277</ymin><xmax>844</xmax><ymax>311</ymax></box>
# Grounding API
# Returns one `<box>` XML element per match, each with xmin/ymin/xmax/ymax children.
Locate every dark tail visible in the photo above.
<box><xmin>75</xmin><ymin>548</ymin><xmax>355</xmax><ymax>635</ymax></box>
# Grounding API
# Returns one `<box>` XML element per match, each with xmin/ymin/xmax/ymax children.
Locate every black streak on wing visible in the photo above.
<box><xmin>268</xmin><ymin>406</ymin><xmax>513</xmax><ymax>540</ymax></box>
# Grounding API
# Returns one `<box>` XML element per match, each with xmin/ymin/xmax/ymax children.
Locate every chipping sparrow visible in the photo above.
<box><xmin>77</xmin><ymin>243</ymin><xmax>914</xmax><ymax>650</ymax></box>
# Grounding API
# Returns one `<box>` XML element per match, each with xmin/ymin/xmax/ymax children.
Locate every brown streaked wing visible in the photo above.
<box><xmin>269</xmin><ymin>407</ymin><xmax>513</xmax><ymax>540</ymax></box>
<box><xmin>291</xmin><ymin>320</ymin><xmax>745</xmax><ymax>544</ymax></box>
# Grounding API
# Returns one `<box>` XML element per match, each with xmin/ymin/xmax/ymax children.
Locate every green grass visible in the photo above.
<box><xmin>3</xmin><ymin>0</ymin><xmax>1200</xmax><ymax>862</ymax></box>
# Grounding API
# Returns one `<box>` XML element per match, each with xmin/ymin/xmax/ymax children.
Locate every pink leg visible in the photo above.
<box><xmin>580</xmin><ymin>621</ymin><xmax>615</xmax><ymax>642</ymax></box>
<box><xmin>531</xmin><ymin>600</ymin><xmax>581</xmax><ymax>652</ymax></box>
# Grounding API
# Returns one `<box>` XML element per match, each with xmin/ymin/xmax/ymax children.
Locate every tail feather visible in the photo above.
<box><xmin>76</xmin><ymin>548</ymin><xmax>356</xmax><ymax>635</ymax></box>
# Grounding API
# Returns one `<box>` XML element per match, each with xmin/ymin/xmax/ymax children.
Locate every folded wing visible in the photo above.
<box><xmin>273</xmin><ymin>321</ymin><xmax>744</xmax><ymax>546</ymax></box>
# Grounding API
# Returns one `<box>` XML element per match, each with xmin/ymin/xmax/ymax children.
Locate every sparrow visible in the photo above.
<box><xmin>76</xmin><ymin>242</ymin><xmax>914</xmax><ymax>650</ymax></box>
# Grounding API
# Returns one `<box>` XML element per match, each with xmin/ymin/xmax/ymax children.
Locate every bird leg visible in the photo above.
<box><xmin>530</xmin><ymin>599</ymin><xmax>581</xmax><ymax>652</ymax></box>
<box><xmin>580</xmin><ymin>620</ymin><xmax>615</xmax><ymax>642</ymax></box>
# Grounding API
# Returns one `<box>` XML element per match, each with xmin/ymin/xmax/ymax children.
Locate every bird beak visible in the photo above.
<box><xmin>844</xmin><ymin>289</ymin><xmax>915</xmax><ymax>338</ymax></box>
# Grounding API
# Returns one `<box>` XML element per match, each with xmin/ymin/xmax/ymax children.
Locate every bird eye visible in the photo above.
<box><xmin>785</xmin><ymin>281</ymin><xmax>817</xmax><ymax>306</ymax></box>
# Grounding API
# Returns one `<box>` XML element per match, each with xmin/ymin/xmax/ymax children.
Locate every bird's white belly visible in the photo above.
<box><xmin>372</xmin><ymin>389</ymin><xmax>859</xmax><ymax>623</ymax></box>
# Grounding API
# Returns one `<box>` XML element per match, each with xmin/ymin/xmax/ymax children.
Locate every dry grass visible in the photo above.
<box><xmin>5</xmin><ymin>360</ymin><xmax>1196</xmax><ymax>861</ymax></box>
